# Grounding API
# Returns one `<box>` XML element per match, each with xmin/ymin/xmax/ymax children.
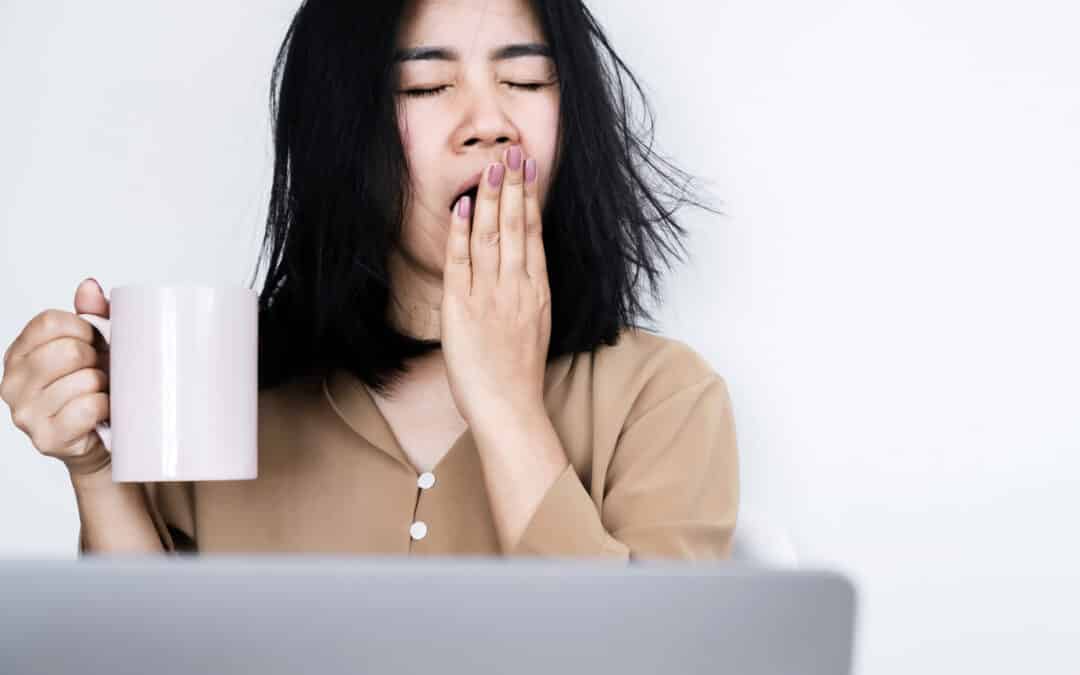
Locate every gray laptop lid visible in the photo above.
<box><xmin>0</xmin><ymin>556</ymin><xmax>857</xmax><ymax>675</ymax></box>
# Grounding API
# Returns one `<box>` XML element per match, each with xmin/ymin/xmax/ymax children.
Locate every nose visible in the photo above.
<box><xmin>454</xmin><ymin>84</ymin><xmax>520</xmax><ymax>152</ymax></box>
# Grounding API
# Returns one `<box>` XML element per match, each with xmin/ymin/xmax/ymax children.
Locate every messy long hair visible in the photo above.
<box><xmin>248</xmin><ymin>0</ymin><xmax>722</xmax><ymax>395</ymax></box>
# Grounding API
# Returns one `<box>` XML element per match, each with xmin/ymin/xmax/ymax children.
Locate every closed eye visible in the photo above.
<box><xmin>400</xmin><ymin>82</ymin><xmax>554</xmax><ymax>98</ymax></box>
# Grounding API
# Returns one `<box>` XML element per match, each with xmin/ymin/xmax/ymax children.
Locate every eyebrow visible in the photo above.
<box><xmin>393</xmin><ymin>43</ymin><xmax>552</xmax><ymax>63</ymax></box>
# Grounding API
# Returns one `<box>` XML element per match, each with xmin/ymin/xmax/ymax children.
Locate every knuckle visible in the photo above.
<box><xmin>89</xmin><ymin>368</ymin><xmax>109</xmax><ymax>391</ymax></box>
<box><xmin>36</xmin><ymin>309</ymin><xmax>64</xmax><ymax>335</ymax></box>
<box><xmin>77</xmin><ymin>399</ymin><xmax>99</xmax><ymax>426</ymax></box>
<box><xmin>11</xmin><ymin>405</ymin><xmax>31</xmax><ymax>431</ymax></box>
<box><xmin>96</xmin><ymin>391</ymin><xmax>109</xmax><ymax>414</ymax></box>
<box><xmin>93</xmin><ymin>392</ymin><xmax>109</xmax><ymax>419</ymax></box>
<box><xmin>63</xmin><ymin>339</ymin><xmax>86</xmax><ymax>367</ymax></box>
<box><xmin>29</xmin><ymin>425</ymin><xmax>50</xmax><ymax>451</ymax></box>
<box><xmin>74</xmin><ymin>340</ymin><xmax>95</xmax><ymax>366</ymax></box>
<box><xmin>73</xmin><ymin>368</ymin><xmax>102</xmax><ymax>394</ymax></box>
<box><xmin>64</xmin><ymin>397</ymin><xmax>95</xmax><ymax>430</ymax></box>
<box><xmin>479</xmin><ymin>230</ymin><xmax>500</xmax><ymax>247</ymax></box>
<box><xmin>80</xmin><ymin>341</ymin><xmax>98</xmax><ymax>366</ymax></box>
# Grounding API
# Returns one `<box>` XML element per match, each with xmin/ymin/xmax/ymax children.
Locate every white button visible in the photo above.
<box><xmin>409</xmin><ymin>521</ymin><xmax>428</xmax><ymax>540</ymax></box>
<box><xmin>417</xmin><ymin>472</ymin><xmax>436</xmax><ymax>490</ymax></box>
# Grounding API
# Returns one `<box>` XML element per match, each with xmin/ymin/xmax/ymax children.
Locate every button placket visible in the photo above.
<box><xmin>409</xmin><ymin>521</ymin><xmax>428</xmax><ymax>540</ymax></box>
<box><xmin>409</xmin><ymin>471</ymin><xmax>436</xmax><ymax>546</ymax></box>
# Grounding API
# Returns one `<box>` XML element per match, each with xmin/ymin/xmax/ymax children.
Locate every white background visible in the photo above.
<box><xmin>2</xmin><ymin>2</ymin><xmax>1078</xmax><ymax>673</ymax></box>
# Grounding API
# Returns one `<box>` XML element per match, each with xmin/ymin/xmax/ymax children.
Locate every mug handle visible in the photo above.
<box><xmin>76</xmin><ymin>313</ymin><xmax>112</xmax><ymax>452</ymax></box>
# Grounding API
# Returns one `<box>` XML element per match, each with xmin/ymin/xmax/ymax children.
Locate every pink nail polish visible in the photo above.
<box><xmin>488</xmin><ymin>163</ymin><xmax>505</xmax><ymax>187</ymax></box>
<box><xmin>524</xmin><ymin>158</ymin><xmax>537</xmax><ymax>184</ymax></box>
<box><xmin>457</xmin><ymin>195</ymin><xmax>471</xmax><ymax>218</ymax></box>
<box><xmin>507</xmin><ymin>146</ymin><xmax>522</xmax><ymax>171</ymax></box>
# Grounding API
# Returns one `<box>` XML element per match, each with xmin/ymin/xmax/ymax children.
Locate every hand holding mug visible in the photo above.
<box><xmin>2</xmin><ymin>279</ymin><xmax>259</xmax><ymax>482</ymax></box>
<box><xmin>0</xmin><ymin>279</ymin><xmax>114</xmax><ymax>477</ymax></box>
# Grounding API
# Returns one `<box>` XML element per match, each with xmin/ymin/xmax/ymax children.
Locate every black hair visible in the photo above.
<box><xmin>247</xmin><ymin>0</ymin><xmax>723</xmax><ymax>395</ymax></box>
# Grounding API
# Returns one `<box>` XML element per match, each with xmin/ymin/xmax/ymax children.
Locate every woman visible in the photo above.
<box><xmin>1</xmin><ymin>0</ymin><xmax>738</xmax><ymax>559</ymax></box>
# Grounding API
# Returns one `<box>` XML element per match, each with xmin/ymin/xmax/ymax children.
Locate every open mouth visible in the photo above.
<box><xmin>449</xmin><ymin>185</ymin><xmax>480</xmax><ymax>215</ymax></box>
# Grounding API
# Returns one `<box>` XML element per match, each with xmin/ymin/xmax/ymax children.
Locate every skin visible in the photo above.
<box><xmin>388</xmin><ymin>0</ymin><xmax>560</xmax><ymax>346</ymax></box>
<box><xmin>385</xmin><ymin>0</ymin><xmax>570</xmax><ymax>551</ymax></box>
<box><xmin>0</xmin><ymin>0</ymin><xmax>573</xmax><ymax>554</ymax></box>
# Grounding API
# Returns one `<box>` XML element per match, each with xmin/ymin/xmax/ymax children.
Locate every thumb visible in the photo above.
<box><xmin>74</xmin><ymin>277</ymin><xmax>110</xmax><ymax>318</ymax></box>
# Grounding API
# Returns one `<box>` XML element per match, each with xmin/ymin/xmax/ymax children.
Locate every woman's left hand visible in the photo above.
<box><xmin>441</xmin><ymin>145</ymin><xmax>551</xmax><ymax>426</ymax></box>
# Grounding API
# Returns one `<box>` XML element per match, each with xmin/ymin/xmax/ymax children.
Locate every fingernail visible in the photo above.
<box><xmin>488</xmin><ymin>163</ymin><xmax>505</xmax><ymax>187</ymax></box>
<box><xmin>507</xmin><ymin>146</ymin><xmax>522</xmax><ymax>171</ymax></box>
<box><xmin>524</xmin><ymin>158</ymin><xmax>537</xmax><ymax>184</ymax></box>
<box><xmin>457</xmin><ymin>194</ymin><xmax>472</xmax><ymax>219</ymax></box>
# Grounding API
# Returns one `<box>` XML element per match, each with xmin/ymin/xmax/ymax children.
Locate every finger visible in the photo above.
<box><xmin>39</xmin><ymin>367</ymin><xmax>109</xmax><ymax>418</ymax></box>
<box><xmin>444</xmin><ymin>194</ymin><xmax>474</xmax><ymax>296</ymax></box>
<box><xmin>470</xmin><ymin>161</ymin><xmax>504</xmax><ymax>294</ymax></box>
<box><xmin>4</xmin><ymin>310</ymin><xmax>96</xmax><ymax>367</ymax></box>
<box><xmin>48</xmin><ymin>391</ymin><xmax>109</xmax><ymax>453</ymax></box>
<box><xmin>523</xmin><ymin>157</ymin><xmax>548</xmax><ymax>285</ymax></box>
<box><xmin>73</xmin><ymin>278</ymin><xmax>110</xmax><ymax>319</ymax></box>
<box><xmin>73</xmin><ymin>278</ymin><xmax>110</xmax><ymax>353</ymax></box>
<box><xmin>22</xmin><ymin>337</ymin><xmax>100</xmax><ymax>397</ymax></box>
<box><xmin>8</xmin><ymin>367</ymin><xmax>106</xmax><ymax>441</ymax></box>
<box><xmin>498</xmin><ymin>145</ymin><xmax>526</xmax><ymax>281</ymax></box>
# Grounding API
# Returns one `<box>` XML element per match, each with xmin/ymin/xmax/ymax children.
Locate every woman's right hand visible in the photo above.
<box><xmin>1</xmin><ymin>278</ymin><xmax>113</xmax><ymax>476</ymax></box>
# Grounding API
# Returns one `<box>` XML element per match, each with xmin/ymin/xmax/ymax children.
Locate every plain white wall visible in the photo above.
<box><xmin>2</xmin><ymin>2</ymin><xmax>1078</xmax><ymax>673</ymax></box>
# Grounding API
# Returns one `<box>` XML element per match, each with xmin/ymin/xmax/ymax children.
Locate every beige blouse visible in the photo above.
<box><xmin>82</xmin><ymin>327</ymin><xmax>739</xmax><ymax>559</ymax></box>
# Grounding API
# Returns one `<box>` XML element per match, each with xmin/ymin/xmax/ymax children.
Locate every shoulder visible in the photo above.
<box><xmin>593</xmin><ymin>326</ymin><xmax>722</xmax><ymax>386</ymax></box>
<box><xmin>585</xmin><ymin>326</ymin><xmax>728</xmax><ymax>425</ymax></box>
<box><xmin>593</xmin><ymin>326</ymin><xmax>717</xmax><ymax>379</ymax></box>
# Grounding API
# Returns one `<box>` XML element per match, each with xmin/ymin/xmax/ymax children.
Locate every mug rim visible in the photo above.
<box><xmin>109</xmin><ymin>284</ymin><xmax>257</xmax><ymax>295</ymax></box>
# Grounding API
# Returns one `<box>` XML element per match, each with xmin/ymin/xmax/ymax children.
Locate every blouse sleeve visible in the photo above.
<box><xmin>510</xmin><ymin>374</ymin><xmax>739</xmax><ymax>560</ymax></box>
<box><xmin>76</xmin><ymin>481</ymin><xmax>197</xmax><ymax>555</ymax></box>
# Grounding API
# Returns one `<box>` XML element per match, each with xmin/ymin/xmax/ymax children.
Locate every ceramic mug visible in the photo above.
<box><xmin>77</xmin><ymin>284</ymin><xmax>258</xmax><ymax>482</ymax></box>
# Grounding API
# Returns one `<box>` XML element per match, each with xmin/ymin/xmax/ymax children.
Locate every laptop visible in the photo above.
<box><xmin>0</xmin><ymin>556</ymin><xmax>857</xmax><ymax>674</ymax></box>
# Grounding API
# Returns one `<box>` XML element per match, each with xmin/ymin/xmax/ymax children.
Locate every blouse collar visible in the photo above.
<box><xmin>321</xmin><ymin>353</ymin><xmax>576</xmax><ymax>474</ymax></box>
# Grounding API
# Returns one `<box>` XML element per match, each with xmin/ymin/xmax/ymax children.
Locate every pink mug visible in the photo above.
<box><xmin>77</xmin><ymin>284</ymin><xmax>258</xmax><ymax>482</ymax></box>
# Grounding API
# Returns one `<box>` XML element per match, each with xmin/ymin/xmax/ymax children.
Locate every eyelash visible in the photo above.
<box><xmin>400</xmin><ymin>82</ymin><xmax>552</xmax><ymax>98</ymax></box>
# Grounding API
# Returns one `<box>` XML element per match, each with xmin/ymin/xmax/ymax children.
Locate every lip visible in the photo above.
<box><xmin>449</xmin><ymin>171</ymin><xmax>484</xmax><ymax>210</ymax></box>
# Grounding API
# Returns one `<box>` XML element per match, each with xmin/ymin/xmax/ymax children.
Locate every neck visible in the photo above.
<box><xmin>386</xmin><ymin>248</ymin><xmax>443</xmax><ymax>342</ymax></box>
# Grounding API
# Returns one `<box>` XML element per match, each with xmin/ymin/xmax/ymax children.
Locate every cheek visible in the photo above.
<box><xmin>534</xmin><ymin>102</ymin><xmax>561</xmax><ymax>199</ymax></box>
<box><xmin>531</xmin><ymin>94</ymin><xmax>560</xmax><ymax>165</ymax></box>
<box><xmin>397</xmin><ymin>106</ymin><xmax>413</xmax><ymax>152</ymax></box>
<box><xmin>398</xmin><ymin>103</ymin><xmax>439</xmax><ymax>156</ymax></box>
<box><xmin>398</xmin><ymin>109</ymin><xmax>437</xmax><ymax>213</ymax></box>
<box><xmin>398</xmin><ymin>106</ymin><xmax>448</xmax><ymax>179</ymax></box>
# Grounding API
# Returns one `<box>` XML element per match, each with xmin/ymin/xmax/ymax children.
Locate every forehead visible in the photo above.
<box><xmin>398</xmin><ymin>0</ymin><xmax>544</xmax><ymax>50</ymax></box>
